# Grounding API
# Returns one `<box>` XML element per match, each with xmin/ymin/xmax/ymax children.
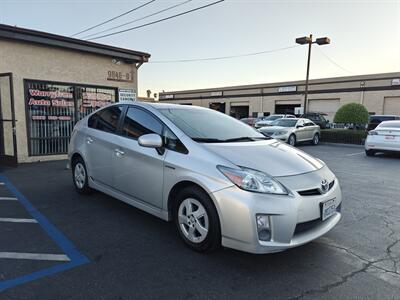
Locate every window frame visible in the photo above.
<box><xmin>117</xmin><ymin>104</ymin><xmax>188</xmax><ymax>154</ymax></box>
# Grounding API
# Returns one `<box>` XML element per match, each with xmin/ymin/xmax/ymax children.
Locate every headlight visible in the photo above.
<box><xmin>274</xmin><ymin>130</ymin><xmax>288</xmax><ymax>135</ymax></box>
<box><xmin>217</xmin><ymin>166</ymin><xmax>288</xmax><ymax>195</ymax></box>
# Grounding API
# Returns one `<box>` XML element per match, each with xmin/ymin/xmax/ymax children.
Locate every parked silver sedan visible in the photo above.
<box><xmin>68</xmin><ymin>102</ymin><xmax>342</xmax><ymax>254</ymax></box>
<box><xmin>259</xmin><ymin>118</ymin><xmax>321</xmax><ymax>146</ymax></box>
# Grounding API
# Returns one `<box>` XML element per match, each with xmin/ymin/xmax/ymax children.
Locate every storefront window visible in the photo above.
<box><xmin>26</xmin><ymin>80</ymin><xmax>117</xmax><ymax>156</ymax></box>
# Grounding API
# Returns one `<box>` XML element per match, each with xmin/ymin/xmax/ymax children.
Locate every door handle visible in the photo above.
<box><xmin>86</xmin><ymin>137</ymin><xmax>94</xmax><ymax>144</ymax></box>
<box><xmin>115</xmin><ymin>149</ymin><xmax>125</xmax><ymax>157</ymax></box>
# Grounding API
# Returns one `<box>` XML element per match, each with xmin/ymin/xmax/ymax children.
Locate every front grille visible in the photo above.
<box><xmin>294</xmin><ymin>203</ymin><xmax>341</xmax><ymax>235</ymax></box>
<box><xmin>294</xmin><ymin>218</ymin><xmax>322</xmax><ymax>235</ymax></box>
<box><xmin>297</xmin><ymin>180</ymin><xmax>335</xmax><ymax>196</ymax></box>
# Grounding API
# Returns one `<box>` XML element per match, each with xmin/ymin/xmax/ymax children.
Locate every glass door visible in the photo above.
<box><xmin>0</xmin><ymin>73</ymin><xmax>17</xmax><ymax>167</ymax></box>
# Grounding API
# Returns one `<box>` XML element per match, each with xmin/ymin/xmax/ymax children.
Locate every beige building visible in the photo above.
<box><xmin>0</xmin><ymin>24</ymin><xmax>150</xmax><ymax>165</ymax></box>
<box><xmin>159</xmin><ymin>72</ymin><xmax>400</xmax><ymax>121</ymax></box>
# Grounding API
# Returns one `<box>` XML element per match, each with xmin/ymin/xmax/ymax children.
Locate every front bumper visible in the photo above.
<box><xmin>211</xmin><ymin>167</ymin><xmax>342</xmax><ymax>254</ymax></box>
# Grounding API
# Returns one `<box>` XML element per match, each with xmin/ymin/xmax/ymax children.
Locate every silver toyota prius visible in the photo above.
<box><xmin>68</xmin><ymin>102</ymin><xmax>342</xmax><ymax>254</ymax></box>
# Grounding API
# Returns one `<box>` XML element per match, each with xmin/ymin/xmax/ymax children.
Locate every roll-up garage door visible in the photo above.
<box><xmin>308</xmin><ymin>99</ymin><xmax>340</xmax><ymax>121</ymax></box>
<box><xmin>383</xmin><ymin>97</ymin><xmax>400</xmax><ymax>115</ymax></box>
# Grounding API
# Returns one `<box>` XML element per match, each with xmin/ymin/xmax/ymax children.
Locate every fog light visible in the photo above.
<box><xmin>256</xmin><ymin>214</ymin><xmax>271</xmax><ymax>241</ymax></box>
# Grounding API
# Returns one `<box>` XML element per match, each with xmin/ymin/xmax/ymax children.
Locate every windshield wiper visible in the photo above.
<box><xmin>192</xmin><ymin>136</ymin><xmax>271</xmax><ymax>143</ymax></box>
<box><xmin>192</xmin><ymin>137</ymin><xmax>224</xmax><ymax>143</ymax></box>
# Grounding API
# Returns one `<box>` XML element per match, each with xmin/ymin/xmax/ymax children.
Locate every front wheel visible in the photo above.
<box><xmin>311</xmin><ymin>133</ymin><xmax>320</xmax><ymax>145</ymax></box>
<box><xmin>173</xmin><ymin>186</ymin><xmax>221</xmax><ymax>253</ymax></box>
<box><xmin>72</xmin><ymin>157</ymin><xmax>92</xmax><ymax>194</ymax></box>
<box><xmin>365</xmin><ymin>149</ymin><xmax>375</xmax><ymax>157</ymax></box>
<box><xmin>288</xmin><ymin>134</ymin><xmax>296</xmax><ymax>146</ymax></box>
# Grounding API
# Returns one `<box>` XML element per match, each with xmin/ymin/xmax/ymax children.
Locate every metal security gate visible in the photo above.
<box><xmin>0</xmin><ymin>73</ymin><xmax>17</xmax><ymax>167</ymax></box>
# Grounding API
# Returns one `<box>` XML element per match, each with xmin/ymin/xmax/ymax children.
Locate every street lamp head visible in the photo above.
<box><xmin>295</xmin><ymin>36</ymin><xmax>312</xmax><ymax>45</ymax></box>
<box><xmin>316</xmin><ymin>37</ymin><xmax>331</xmax><ymax>45</ymax></box>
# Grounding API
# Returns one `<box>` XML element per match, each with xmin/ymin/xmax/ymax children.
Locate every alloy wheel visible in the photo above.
<box><xmin>74</xmin><ymin>162</ymin><xmax>86</xmax><ymax>189</ymax></box>
<box><xmin>178</xmin><ymin>198</ymin><xmax>209</xmax><ymax>243</ymax></box>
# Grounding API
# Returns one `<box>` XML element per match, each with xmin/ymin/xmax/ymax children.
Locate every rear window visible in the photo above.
<box><xmin>369</xmin><ymin>116</ymin><xmax>397</xmax><ymax>123</ymax></box>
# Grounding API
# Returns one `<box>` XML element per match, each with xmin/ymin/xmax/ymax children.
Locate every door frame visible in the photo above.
<box><xmin>0</xmin><ymin>73</ymin><xmax>18</xmax><ymax>167</ymax></box>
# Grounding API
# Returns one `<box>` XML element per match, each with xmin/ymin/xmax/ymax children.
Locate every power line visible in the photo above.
<box><xmin>317</xmin><ymin>48</ymin><xmax>354</xmax><ymax>75</ymax></box>
<box><xmin>88</xmin><ymin>0</ymin><xmax>225</xmax><ymax>41</ymax></box>
<box><xmin>148</xmin><ymin>45</ymin><xmax>299</xmax><ymax>64</ymax></box>
<box><xmin>82</xmin><ymin>0</ymin><xmax>194</xmax><ymax>40</ymax></box>
<box><xmin>71</xmin><ymin>0</ymin><xmax>156</xmax><ymax>37</ymax></box>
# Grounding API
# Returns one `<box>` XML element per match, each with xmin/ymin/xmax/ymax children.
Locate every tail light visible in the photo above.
<box><xmin>368</xmin><ymin>131</ymin><xmax>378</xmax><ymax>135</ymax></box>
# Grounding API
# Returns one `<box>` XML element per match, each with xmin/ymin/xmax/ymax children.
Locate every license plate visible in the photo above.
<box><xmin>385</xmin><ymin>135</ymin><xmax>395</xmax><ymax>140</ymax></box>
<box><xmin>321</xmin><ymin>198</ymin><xmax>336</xmax><ymax>221</ymax></box>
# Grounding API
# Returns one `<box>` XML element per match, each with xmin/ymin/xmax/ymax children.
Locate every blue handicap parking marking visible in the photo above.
<box><xmin>0</xmin><ymin>175</ymin><xmax>89</xmax><ymax>292</ymax></box>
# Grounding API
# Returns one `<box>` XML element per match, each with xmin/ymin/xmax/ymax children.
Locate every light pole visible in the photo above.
<box><xmin>296</xmin><ymin>34</ymin><xmax>330</xmax><ymax>114</ymax></box>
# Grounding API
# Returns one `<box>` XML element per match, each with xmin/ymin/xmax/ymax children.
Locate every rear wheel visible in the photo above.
<box><xmin>288</xmin><ymin>134</ymin><xmax>296</xmax><ymax>146</ymax></box>
<box><xmin>311</xmin><ymin>133</ymin><xmax>320</xmax><ymax>145</ymax></box>
<box><xmin>173</xmin><ymin>186</ymin><xmax>221</xmax><ymax>253</ymax></box>
<box><xmin>365</xmin><ymin>149</ymin><xmax>376</xmax><ymax>157</ymax></box>
<box><xmin>72</xmin><ymin>157</ymin><xmax>92</xmax><ymax>194</ymax></box>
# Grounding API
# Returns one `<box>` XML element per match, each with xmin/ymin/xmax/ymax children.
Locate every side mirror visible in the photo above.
<box><xmin>138</xmin><ymin>133</ymin><xmax>163</xmax><ymax>148</ymax></box>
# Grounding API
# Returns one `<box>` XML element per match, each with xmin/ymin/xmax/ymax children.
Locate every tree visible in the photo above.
<box><xmin>334</xmin><ymin>103</ymin><xmax>369</xmax><ymax>125</ymax></box>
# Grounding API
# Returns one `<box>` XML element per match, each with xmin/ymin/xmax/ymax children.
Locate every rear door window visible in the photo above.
<box><xmin>88</xmin><ymin>106</ymin><xmax>123</xmax><ymax>133</ymax></box>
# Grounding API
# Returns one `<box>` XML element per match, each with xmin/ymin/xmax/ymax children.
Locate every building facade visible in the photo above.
<box><xmin>0</xmin><ymin>24</ymin><xmax>150</xmax><ymax>165</ymax></box>
<box><xmin>159</xmin><ymin>72</ymin><xmax>400</xmax><ymax>121</ymax></box>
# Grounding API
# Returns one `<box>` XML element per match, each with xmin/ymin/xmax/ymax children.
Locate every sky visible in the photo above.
<box><xmin>1</xmin><ymin>0</ymin><xmax>399</xmax><ymax>97</ymax></box>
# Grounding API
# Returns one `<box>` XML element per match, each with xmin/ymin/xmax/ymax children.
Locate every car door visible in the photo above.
<box><xmin>295</xmin><ymin>119</ymin><xmax>306</xmax><ymax>141</ymax></box>
<box><xmin>303</xmin><ymin>119</ymin><xmax>316</xmax><ymax>140</ymax></box>
<box><xmin>112</xmin><ymin>106</ymin><xmax>166</xmax><ymax>209</ymax></box>
<box><xmin>85</xmin><ymin>105</ymin><xmax>124</xmax><ymax>186</ymax></box>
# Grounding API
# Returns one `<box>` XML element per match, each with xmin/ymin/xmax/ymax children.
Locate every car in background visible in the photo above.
<box><xmin>259</xmin><ymin>118</ymin><xmax>321</xmax><ymax>146</ymax></box>
<box><xmin>367</xmin><ymin>115</ymin><xmax>400</xmax><ymax>131</ymax></box>
<box><xmin>240</xmin><ymin>117</ymin><xmax>259</xmax><ymax>127</ymax></box>
<box><xmin>365</xmin><ymin>120</ymin><xmax>400</xmax><ymax>156</ymax></box>
<box><xmin>69</xmin><ymin>102</ymin><xmax>342</xmax><ymax>254</ymax></box>
<box><xmin>302</xmin><ymin>112</ymin><xmax>329</xmax><ymax>129</ymax></box>
<box><xmin>255</xmin><ymin>114</ymin><xmax>296</xmax><ymax>129</ymax></box>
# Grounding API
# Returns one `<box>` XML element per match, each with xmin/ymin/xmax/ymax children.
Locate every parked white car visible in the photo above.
<box><xmin>255</xmin><ymin>114</ymin><xmax>296</xmax><ymax>129</ymax></box>
<box><xmin>259</xmin><ymin>118</ymin><xmax>321</xmax><ymax>146</ymax></box>
<box><xmin>365</xmin><ymin>120</ymin><xmax>400</xmax><ymax>156</ymax></box>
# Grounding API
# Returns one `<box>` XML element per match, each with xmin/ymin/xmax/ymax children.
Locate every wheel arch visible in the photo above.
<box><xmin>167</xmin><ymin>180</ymin><xmax>220</xmax><ymax>222</ymax></box>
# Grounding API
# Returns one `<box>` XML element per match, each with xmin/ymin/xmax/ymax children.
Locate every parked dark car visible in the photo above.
<box><xmin>367</xmin><ymin>115</ymin><xmax>400</xmax><ymax>131</ymax></box>
<box><xmin>302</xmin><ymin>112</ymin><xmax>329</xmax><ymax>129</ymax></box>
<box><xmin>240</xmin><ymin>117</ymin><xmax>259</xmax><ymax>127</ymax></box>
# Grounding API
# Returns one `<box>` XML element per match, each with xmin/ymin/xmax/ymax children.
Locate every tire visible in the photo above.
<box><xmin>173</xmin><ymin>186</ymin><xmax>221</xmax><ymax>253</ymax></box>
<box><xmin>365</xmin><ymin>149</ymin><xmax>375</xmax><ymax>157</ymax></box>
<box><xmin>311</xmin><ymin>133</ymin><xmax>320</xmax><ymax>145</ymax></box>
<box><xmin>72</xmin><ymin>156</ymin><xmax>92</xmax><ymax>194</ymax></box>
<box><xmin>288</xmin><ymin>134</ymin><xmax>296</xmax><ymax>146</ymax></box>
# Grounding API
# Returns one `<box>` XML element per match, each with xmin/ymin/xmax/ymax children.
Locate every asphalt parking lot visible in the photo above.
<box><xmin>0</xmin><ymin>144</ymin><xmax>399</xmax><ymax>299</ymax></box>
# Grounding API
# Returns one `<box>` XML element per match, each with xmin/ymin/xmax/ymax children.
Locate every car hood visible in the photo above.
<box><xmin>203</xmin><ymin>140</ymin><xmax>324</xmax><ymax>177</ymax></box>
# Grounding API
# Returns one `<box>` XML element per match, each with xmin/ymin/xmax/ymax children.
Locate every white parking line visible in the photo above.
<box><xmin>345</xmin><ymin>152</ymin><xmax>365</xmax><ymax>156</ymax></box>
<box><xmin>0</xmin><ymin>197</ymin><xmax>18</xmax><ymax>201</ymax></box>
<box><xmin>0</xmin><ymin>252</ymin><xmax>70</xmax><ymax>261</ymax></box>
<box><xmin>0</xmin><ymin>218</ymin><xmax>38</xmax><ymax>223</ymax></box>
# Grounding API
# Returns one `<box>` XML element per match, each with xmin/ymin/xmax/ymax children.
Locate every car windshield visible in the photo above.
<box><xmin>377</xmin><ymin>121</ymin><xmax>400</xmax><ymax>128</ymax></box>
<box><xmin>272</xmin><ymin>119</ymin><xmax>298</xmax><ymax>127</ymax></box>
<box><xmin>370</xmin><ymin>116</ymin><xmax>396</xmax><ymax>122</ymax></box>
<box><xmin>158</xmin><ymin>108</ymin><xmax>267</xmax><ymax>142</ymax></box>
